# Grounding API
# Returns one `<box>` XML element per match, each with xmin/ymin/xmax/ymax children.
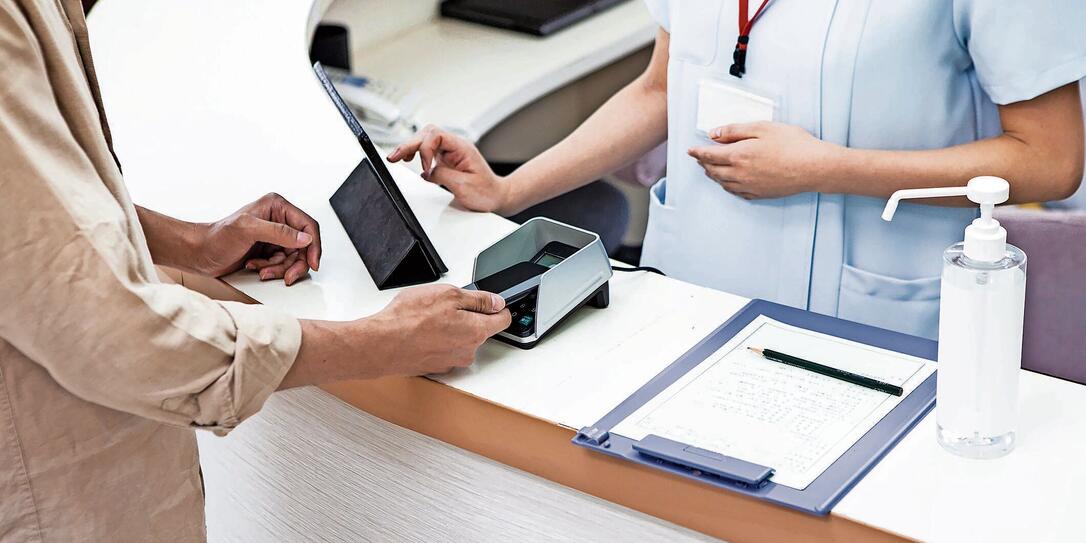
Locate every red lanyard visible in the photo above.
<box><xmin>729</xmin><ymin>0</ymin><xmax>774</xmax><ymax>78</ymax></box>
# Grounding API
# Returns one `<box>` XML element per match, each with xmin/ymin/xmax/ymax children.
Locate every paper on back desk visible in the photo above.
<box><xmin>610</xmin><ymin>316</ymin><xmax>937</xmax><ymax>490</ymax></box>
<box><xmin>436</xmin><ymin>272</ymin><xmax>750</xmax><ymax>430</ymax></box>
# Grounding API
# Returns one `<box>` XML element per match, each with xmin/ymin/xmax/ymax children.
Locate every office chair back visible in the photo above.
<box><xmin>995</xmin><ymin>207</ymin><xmax>1086</xmax><ymax>385</ymax></box>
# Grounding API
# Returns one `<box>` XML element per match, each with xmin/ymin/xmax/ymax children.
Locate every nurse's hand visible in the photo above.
<box><xmin>386</xmin><ymin>125</ymin><xmax>511</xmax><ymax>213</ymax></box>
<box><xmin>687</xmin><ymin>122</ymin><xmax>841</xmax><ymax>199</ymax></box>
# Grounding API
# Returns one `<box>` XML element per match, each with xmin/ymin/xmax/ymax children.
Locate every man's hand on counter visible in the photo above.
<box><xmin>138</xmin><ymin>191</ymin><xmax>511</xmax><ymax>384</ymax></box>
<box><xmin>198</xmin><ymin>193</ymin><xmax>322</xmax><ymax>285</ymax></box>
<box><xmin>137</xmin><ymin>192</ymin><xmax>322</xmax><ymax>285</ymax></box>
<box><xmin>279</xmin><ymin>285</ymin><xmax>513</xmax><ymax>388</ymax></box>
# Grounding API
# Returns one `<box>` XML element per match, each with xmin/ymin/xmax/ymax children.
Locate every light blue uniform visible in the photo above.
<box><xmin>640</xmin><ymin>0</ymin><xmax>1086</xmax><ymax>338</ymax></box>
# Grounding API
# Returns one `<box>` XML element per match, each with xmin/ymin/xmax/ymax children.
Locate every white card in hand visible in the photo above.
<box><xmin>696</xmin><ymin>79</ymin><xmax>776</xmax><ymax>136</ymax></box>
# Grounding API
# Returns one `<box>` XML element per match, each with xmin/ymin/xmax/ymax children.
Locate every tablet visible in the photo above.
<box><xmin>315</xmin><ymin>62</ymin><xmax>448</xmax><ymax>289</ymax></box>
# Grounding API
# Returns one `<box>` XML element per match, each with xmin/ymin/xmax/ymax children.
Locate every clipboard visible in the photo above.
<box><xmin>314</xmin><ymin>62</ymin><xmax>448</xmax><ymax>289</ymax></box>
<box><xmin>572</xmin><ymin>299</ymin><xmax>937</xmax><ymax>516</ymax></box>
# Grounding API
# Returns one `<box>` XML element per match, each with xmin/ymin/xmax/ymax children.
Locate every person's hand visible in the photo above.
<box><xmin>686</xmin><ymin>122</ymin><xmax>843</xmax><ymax>200</ymax></box>
<box><xmin>386</xmin><ymin>125</ymin><xmax>511</xmax><ymax>213</ymax></box>
<box><xmin>368</xmin><ymin>285</ymin><xmax>512</xmax><ymax>375</ymax></box>
<box><xmin>193</xmin><ymin>193</ymin><xmax>321</xmax><ymax>285</ymax></box>
<box><xmin>280</xmin><ymin>285</ymin><xmax>512</xmax><ymax>389</ymax></box>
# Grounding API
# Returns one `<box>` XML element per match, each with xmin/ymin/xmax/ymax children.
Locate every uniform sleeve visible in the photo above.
<box><xmin>642</xmin><ymin>0</ymin><xmax>670</xmax><ymax>31</ymax></box>
<box><xmin>954</xmin><ymin>0</ymin><xmax>1086</xmax><ymax>104</ymax></box>
<box><xmin>0</xmin><ymin>3</ymin><xmax>300</xmax><ymax>434</ymax></box>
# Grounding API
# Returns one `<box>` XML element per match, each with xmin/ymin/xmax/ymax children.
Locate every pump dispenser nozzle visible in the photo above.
<box><xmin>881</xmin><ymin>176</ymin><xmax>1010</xmax><ymax>262</ymax></box>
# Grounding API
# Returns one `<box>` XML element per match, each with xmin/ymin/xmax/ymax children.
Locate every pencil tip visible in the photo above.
<box><xmin>747</xmin><ymin>346</ymin><xmax>763</xmax><ymax>355</ymax></box>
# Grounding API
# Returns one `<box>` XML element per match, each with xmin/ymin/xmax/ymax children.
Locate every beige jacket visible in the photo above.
<box><xmin>0</xmin><ymin>1</ymin><xmax>302</xmax><ymax>540</ymax></box>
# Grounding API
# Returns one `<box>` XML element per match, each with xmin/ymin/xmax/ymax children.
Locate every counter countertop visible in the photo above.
<box><xmin>87</xmin><ymin>1</ymin><xmax>1086</xmax><ymax>541</ymax></box>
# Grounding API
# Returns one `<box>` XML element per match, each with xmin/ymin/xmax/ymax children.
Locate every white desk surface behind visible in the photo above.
<box><xmin>327</xmin><ymin>0</ymin><xmax>657</xmax><ymax>142</ymax></box>
<box><xmin>87</xmin><ymin>1</ymin><xmax>1086</xmax><ymax>541</ymax></box>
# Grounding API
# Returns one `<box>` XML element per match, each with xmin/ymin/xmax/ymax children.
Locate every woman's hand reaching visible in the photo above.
<box><xmin>386</xmin><ymin>125</ymin><xmax>513</xmax><ymax>214</ymax></box>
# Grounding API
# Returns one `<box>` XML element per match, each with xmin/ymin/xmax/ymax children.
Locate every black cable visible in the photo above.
<box><xmin>611</xmin><ymin>265</ymin><xmax>666</xmax><ymax>276</ymax></box>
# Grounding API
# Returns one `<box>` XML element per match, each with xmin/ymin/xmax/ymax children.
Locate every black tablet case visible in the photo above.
<box><xmin>440</xmin><ymin>0</ymin><xmax>626</xmax><ymax>36</ymax></box>
<box><xmin>314</xmin><ymin>62</ymin><xmax>448</xmax><ymax>289</ymax></box>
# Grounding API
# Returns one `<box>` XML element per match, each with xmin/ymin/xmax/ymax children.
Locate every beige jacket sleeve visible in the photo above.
<box><xmin>0</xmin><ymin>2</ymin><xmax>301</xmax><ymax>433</ymax></box>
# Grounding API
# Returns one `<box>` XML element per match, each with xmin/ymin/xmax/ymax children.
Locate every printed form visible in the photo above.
<box><xmin>610</xmin><ymin>316</ymin><xmax>936</xmax><ymax>490</ymax></box>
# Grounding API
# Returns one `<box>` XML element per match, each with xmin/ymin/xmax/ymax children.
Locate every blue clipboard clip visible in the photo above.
<box><xmin>633</xmin><ymin>435</ymin><xmax>774</xmax><ymax>487</ymax></box>
<box><xmin>577</xmin><ymin>428</ymin><xmax>774</xmax><ymax>488</ymax></box>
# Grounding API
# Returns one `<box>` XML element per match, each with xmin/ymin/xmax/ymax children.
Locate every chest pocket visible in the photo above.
<box><xmin>668</xmin><ymin>0</ymin><xmax>725</xmax><ymax>66</ymax></box>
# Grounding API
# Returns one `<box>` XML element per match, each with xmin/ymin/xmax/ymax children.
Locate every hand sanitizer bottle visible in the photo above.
<box><xmin>882</xmin><ymin>176</ymin><xmax>1026</xmax><ymax>459</ymax></box>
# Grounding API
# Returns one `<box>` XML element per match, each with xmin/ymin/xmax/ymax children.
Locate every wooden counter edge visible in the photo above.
<box><xmin>178</xmin><ymin>271</ymin><xmax>913</xmax><ymax>543</ymax></box>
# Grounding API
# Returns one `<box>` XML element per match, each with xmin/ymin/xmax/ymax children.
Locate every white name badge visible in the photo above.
<box><xmin>696</xmin><ymin>78</ymin><xmax>777</xmax><ymax>136</ymax></box>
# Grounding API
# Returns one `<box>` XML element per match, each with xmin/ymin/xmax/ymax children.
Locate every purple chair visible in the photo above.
<box><xmin>995</xmin><ymin>207</ymin><xmax>1086</xmax><ymax>385</ymax></box>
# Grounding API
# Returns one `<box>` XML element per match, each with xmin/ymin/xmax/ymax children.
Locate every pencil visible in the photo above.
<box><xmin>747</xmin><ymin>346</ymin><xmax>904</xmax><ymax>396</ymax></box>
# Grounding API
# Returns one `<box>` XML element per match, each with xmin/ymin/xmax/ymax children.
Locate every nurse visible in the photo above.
<box><xmin>388</xmin><ymin>0</ymin><xmax>1086</xmax><ymax>339</ymax></box>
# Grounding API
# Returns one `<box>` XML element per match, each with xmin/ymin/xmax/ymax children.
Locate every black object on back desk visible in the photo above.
<box><xmin>440</xmin><ymin>0</ymin><xmax>628</xmax><ymax>36</ymax></box>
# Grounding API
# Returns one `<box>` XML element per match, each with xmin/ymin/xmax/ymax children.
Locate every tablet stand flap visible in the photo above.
<box><xmin>329</xmin><ymin>159</ymin><xmax>440</xmax><ymax>290</ymax></box>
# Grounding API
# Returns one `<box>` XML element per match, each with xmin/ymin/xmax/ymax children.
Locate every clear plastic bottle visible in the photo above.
<box><xmin>935</xmin><ymin>243</ymin><xmax>1026</xmax><ymax>459</ymax></box>
<box><xmin>881</xmin><ymin>176</ymin><xmax>1027</xmax><ymax>459</ymax></box>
